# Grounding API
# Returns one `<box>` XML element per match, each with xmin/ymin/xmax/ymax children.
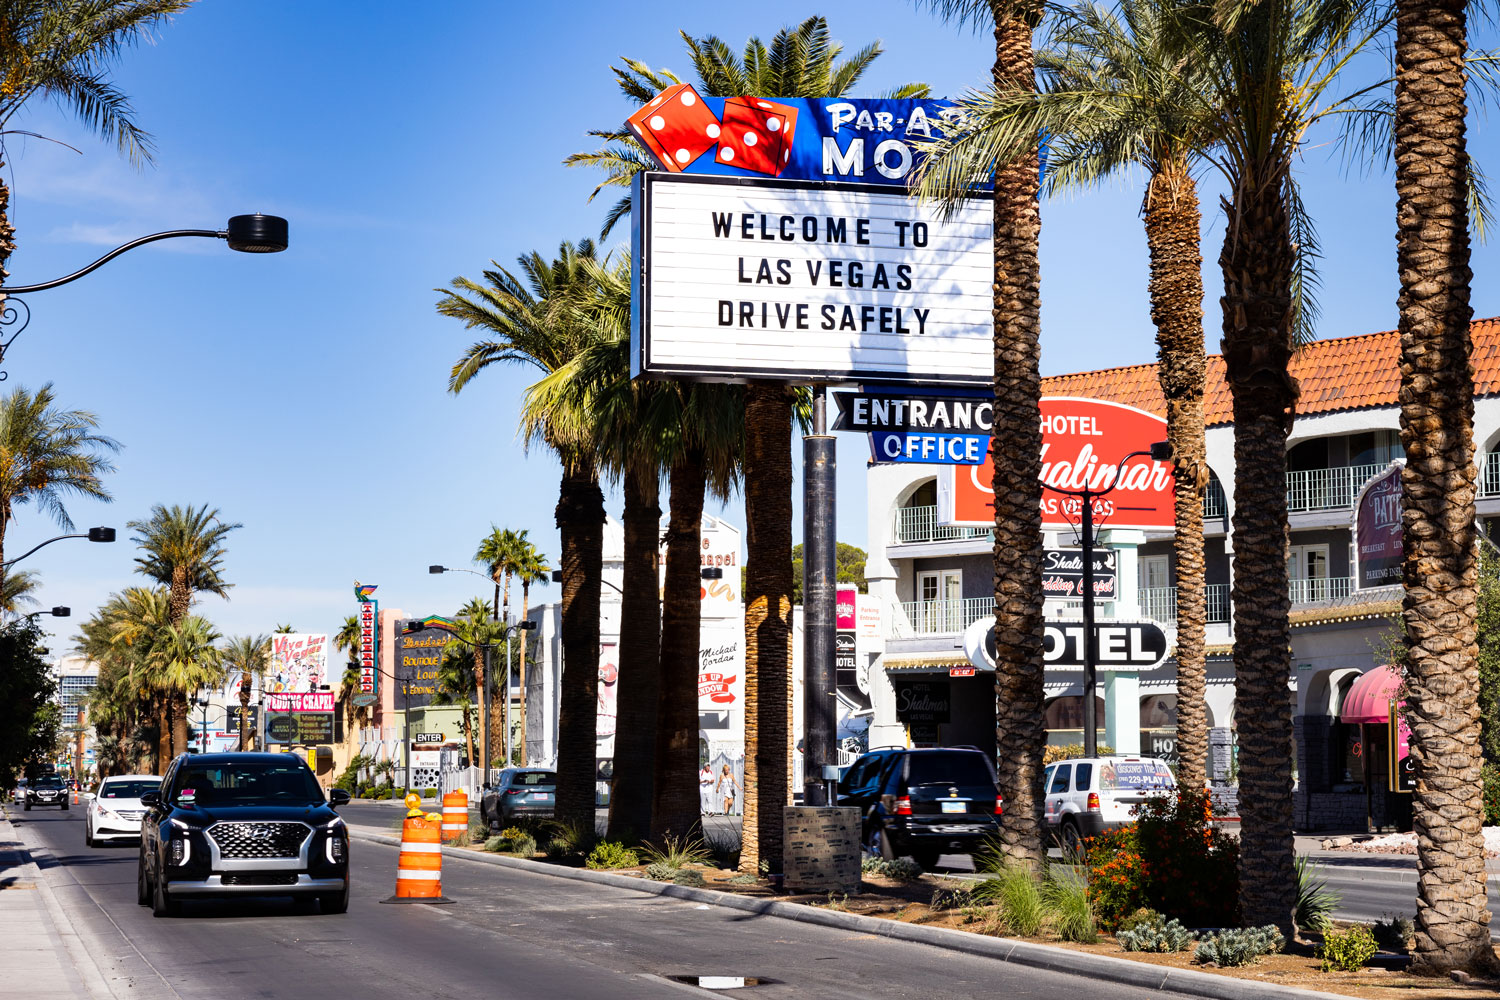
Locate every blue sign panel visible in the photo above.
<box><xmin>871</xmin><ymin>431</ymin><xmax>988</xmax><ymax>464</ymax></box>
<box><xmin>627</xmin><ymin>87</ymin><xmax>958</xmax><ymax>188</ymax></box>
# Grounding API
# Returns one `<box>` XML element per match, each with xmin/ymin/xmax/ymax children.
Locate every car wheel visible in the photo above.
<box><xmin>61</xmin><ymin>802</ymin><xmax>68</xmax><ymax>811</ymax></box>
<box><xmin>137</xmin><ymin>853</ymin><xmax>151</xmax><ymax>906</ymax></box>
<box><xmin>867</xmin><ymin>821</ymin><xmax>898</xmax><ymax>862</ymax></box>
<box><xmin>23</xmin><ymin>800</ymin><xmax>30</xmax><ymax>811</ymax></box>
<box><xmin>911</xmin><ymin>849</ymin><xmax>941</xmax><ymax>871</ymax></box>
<box><xmin>318</xmin><ymin>882</ymin><xmax>350</xmax><ymax>914</ymax></box>
<box><xmin>1060</xmin><ymin>818</ymin><xmax>1083</xmax><ymax>856</ymax></box>
<box><xmin>151</xmin><ymin>867</ymin><xmax>179</xmax><ymax>918</ymax></box>
<box><xmin>85</xmin><ymin>825</ymin><xmax>94</xmax><ymax>848</ymax></box>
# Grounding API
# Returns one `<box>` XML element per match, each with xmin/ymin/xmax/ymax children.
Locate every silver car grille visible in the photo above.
<box><xmin>207</xmin><ymin>822</ymin><xmax>309</xmax><ymax>859</ymax></box>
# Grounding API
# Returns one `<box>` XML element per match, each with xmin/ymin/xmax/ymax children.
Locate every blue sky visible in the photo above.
<box><xmin>7</xmin><ymin>0</ymin><xmax>1497</xmax><ymax>651</ymax></box>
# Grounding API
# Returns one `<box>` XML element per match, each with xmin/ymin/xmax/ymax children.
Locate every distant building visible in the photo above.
<box><xmin>50</xmin><ymin>656</ymin><xmax>99</xmax><ymax>776</ymax></box>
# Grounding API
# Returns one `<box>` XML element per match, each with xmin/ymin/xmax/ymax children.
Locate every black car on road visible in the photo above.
<box><xmin>137</xmin><ymin>752</ymin><xmax>350</xmax><ymax>917</ymax></box>
<box><xmin>839</xmin><ymin>747</ymin><xmax>1003</xmax><ymax>869</ymax></box>
<box><xmin>25</xmin><ymin>775</ymin><xmax>67</xmax><ymax>811</ymax></box>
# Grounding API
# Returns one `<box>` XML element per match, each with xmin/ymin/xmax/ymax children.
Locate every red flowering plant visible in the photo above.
<box><xmin>1082</xmin><ymin>789</ymin><xmax>1239</xmax><ymax>930</ymax></box>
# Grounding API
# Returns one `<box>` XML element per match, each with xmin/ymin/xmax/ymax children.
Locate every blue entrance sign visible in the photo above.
<box><xmin>871</xmin><ymin>431</ymin><xmax>988</xmax><ymax>464</ymax></box>
<box><xmin>833</xmin><ymin>388</ymin><xmax>992</xmax><ymax>465</ymax></box>
<box><xmin>626</xmin><ymin>88</ymin><xmax>959</xmax><ymax>188</ymax></box>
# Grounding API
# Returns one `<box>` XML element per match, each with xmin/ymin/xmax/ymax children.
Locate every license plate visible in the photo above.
<box><xmin>941</xmin><ymin>800</ymin><xmax>965</xmax><ymax>814</ymax></box>
<box><xmin>533</xmin><ymin>793</ymin><xmax>553</xmax><ymax>801</ymax></box>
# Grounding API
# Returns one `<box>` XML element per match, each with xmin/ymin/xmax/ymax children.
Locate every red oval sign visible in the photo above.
<box><xmin>946</xmin><ymin>397</ymin><xmax>1174</xmax><ymax>531</ymax></box>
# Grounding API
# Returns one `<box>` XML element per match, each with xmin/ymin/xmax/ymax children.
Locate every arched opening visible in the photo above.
<box><xmin>1044</xmin><ymin>696</ymin><xmax>1106</xmax><ymax>748</ymax></box>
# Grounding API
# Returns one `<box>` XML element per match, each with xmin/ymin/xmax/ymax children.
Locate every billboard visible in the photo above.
<box><xmin>264</xmin><ymin>634</ymin><xmax>328</xmax><ymax>694</ymax></box>
<box><xmin>632</xmin><ymin>173</ymin><xmax>992</xmax><ymax>385</ymax></box>
<box><xmin>626</xmin><ymin>88</ymin><xmax>960</xmax><ymax>187</ymax></box>
<box><xmin>1354</xmin><ymin>462</ymin><xmax>1404</xmax><ymax>589</ymax></box>
<box><xmin>393</xmin><ymin>621</ymin><xmax>446</xmax><ymax>710</ymax></box>
<box><xmin>356</xmin><ymin>585</ymin><xmax>378</xmax><ymax>705</ymax></box>
<box><xmin>939</xmin><ymin>398</ymin><xmax>1175</xmax><ymax>531</ymax></box>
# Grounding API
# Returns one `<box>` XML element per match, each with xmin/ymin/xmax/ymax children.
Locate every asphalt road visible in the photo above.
<box><xmin>1316</xmin><ymin>858</ymin><xmax>1500</xmax><ymax>938</ymax></box>
<box><xmin>13</xmin><ymin>806</ymin><xmax>1192</xmax><ymax>1000</ymax></box>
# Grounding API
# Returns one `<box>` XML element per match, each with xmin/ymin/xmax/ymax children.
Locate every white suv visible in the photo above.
<box><xmin>1042</xmin><ymin>756</ymin><xmax>1176</xmax><ymax>851</ymax></box>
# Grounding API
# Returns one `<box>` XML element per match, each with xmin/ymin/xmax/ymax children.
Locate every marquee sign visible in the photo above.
<box><xmin>939</xmin><ymin>398</ymin><xmax>1175</xmax><ymax>531</ymax></box>
<box><xmin>1353</xmin><ymin>462</ymin><xmax>1404</xmax><ymax>590</ymax></box>
<box><xmin>265</xmin><ymin>692</ymin><xmax>335</xmax><ymax>713</ymax></box>
<box><xmin>631</xmin><ymin>172</ymin><xmax>992</xmax><ymax>385</ymax></box>
<box><xmin>355</xmin><ymin>583</ymin><xmax>378</xmax><ymax>707</ymax></box>
<box><xmin>963</xmin><ymin>616</ymin><xmax>1169</xmax><ymax>672</ymax></box>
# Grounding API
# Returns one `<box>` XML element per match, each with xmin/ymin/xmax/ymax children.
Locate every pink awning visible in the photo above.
<box><xmin>1340</xmin><ymin>665</ymin><xmax>1403</xmax><ymax>724</ymax></box>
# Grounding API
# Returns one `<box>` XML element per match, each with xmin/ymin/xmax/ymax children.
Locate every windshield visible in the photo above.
<box><xmin>101</xmin><ymin>780</ymin><xmax>160</xmax><ymax>799</ymax></box>
<box><xmin>169</xmin><ymin>761</ymin><xmax>323</xmax><ymax>806</ymax></box>
<box><xmin>34</xmin><ymin>777</ymin><xmax>63</xmax><ymax>789</ymax></box>
<box><xmin>905</xmin><ymin>753</ymin><xmax>996</xmax><ymax>788</ymax></box>
<box><xmin>514</xmin><ymin>771</ymin><xmax>555</xmax><ymax>787</ymax></box>
<box><xmin>1100</xmin><ymin>759</ymin><xmax>1176</xmax><ymax>791</ymax></box>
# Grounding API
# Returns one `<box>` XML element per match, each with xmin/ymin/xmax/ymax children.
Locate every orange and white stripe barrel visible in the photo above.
<box><xmin>441</xmin><ymin>790</ymin><xmax>468</xmax><ymax>843</ymax></box>
<box><xmin>394</xmin><ymin>816</ymin><xmax>443</xmax><ymax>898</ymax></box>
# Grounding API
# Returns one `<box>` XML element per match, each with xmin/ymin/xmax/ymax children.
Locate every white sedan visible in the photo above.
<box><xmin>85</xmin><ymin>775</ymin><xmax>161</xmax><ymax>847</ymax></box>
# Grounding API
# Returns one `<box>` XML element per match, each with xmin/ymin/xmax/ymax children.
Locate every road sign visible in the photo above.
<box><xmin>833</xmin><ymin>390</ymin><xmax>992</xmax><ymax>464</ymax></box>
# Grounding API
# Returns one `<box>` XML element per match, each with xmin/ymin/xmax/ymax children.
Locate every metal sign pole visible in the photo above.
<box><xmin>802</xmin><ymin>385</ymin><xmax>837</xmax><ymax>806</ymax></box>
<box><xmin>1080</xmin><ymin>497</ymin><xmax>1098</xmax><ymax>758</ymax></box>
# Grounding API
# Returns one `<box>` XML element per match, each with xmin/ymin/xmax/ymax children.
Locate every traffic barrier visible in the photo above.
<box><xmin>72</xmin><ymin>789</ymin><xmax>78</xmax><ymax>805</ymax></box>
<box><xmin>379</xmin><ymin>814</ymin><xmax>453</xmax><ymax>905</ymax></box>
<box><xmin>441</xmin><ymin>790</ymin><xmax>468</xmax><ymax>843</ymax></box>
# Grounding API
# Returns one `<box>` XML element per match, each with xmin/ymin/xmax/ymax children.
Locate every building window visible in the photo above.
<box><xmin>914</xmin><ymin>569</ymin><xmax>963</xmax><ymax>632</ymax></box>
<box><xmin>1288</xmin><ymin>543</ymin><xmax>1330</xmax><ymax>602</ymax></box>
<box><xmin>1139</xmin><ymin>555</ymin><xmax>1170</xmax><ymax>592</ymax></box>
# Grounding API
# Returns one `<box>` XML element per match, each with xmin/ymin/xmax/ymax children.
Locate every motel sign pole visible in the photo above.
<box><xmin>1042</xmin><ymin>441</ymin><xmax>1172</xmax><ymax>757</ymax></box>
<box><xmin>803</xmin><ymin>386</ymin><xmax>838</xmax><ymax>806</ymax></box>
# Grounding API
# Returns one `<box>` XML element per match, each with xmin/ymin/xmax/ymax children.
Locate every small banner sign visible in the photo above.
<box><xmin>1354</xmin><ymin>462</ymin><xmax>1404</xmax><ymax>590</ymax></box>
<box><xmin>1042</xmin><ymin>548</ymin><xmax>1117</xmax><ymax>601</ymax></box>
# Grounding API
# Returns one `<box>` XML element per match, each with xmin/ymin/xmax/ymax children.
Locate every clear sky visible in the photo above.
<box><xmin>8</xmin><ymin>0</ymin><xmax>1497</xmax><ymax>653</ymax></box>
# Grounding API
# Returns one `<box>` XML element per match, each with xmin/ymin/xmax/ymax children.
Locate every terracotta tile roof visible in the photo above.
<box><xmin>1041</xmin><ymin>318</ymin><xmax>1500</xmax><ymax>427</ymax></box>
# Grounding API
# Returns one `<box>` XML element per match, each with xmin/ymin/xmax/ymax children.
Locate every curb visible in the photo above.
<box><xmin>348</xmin><ymin>826</ymin><xmax>1353</xmax><ymax>1000</ymax></box>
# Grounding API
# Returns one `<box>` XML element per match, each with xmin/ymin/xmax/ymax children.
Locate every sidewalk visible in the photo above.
<box><xmin>0</xmin><ymin>808</ymin><xmax>110</xmax><ymax>999</ymax></box>
<box><xmin>1295</xmin><ymin>834</ymin><xmax>1500</xmax><ymax>876</ymax></box>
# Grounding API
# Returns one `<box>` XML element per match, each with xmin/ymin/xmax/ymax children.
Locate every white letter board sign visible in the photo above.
<box><xmin>631</xmin><ymin>172</ymin><xmax>992</xmax><ymax>385</ymax></box>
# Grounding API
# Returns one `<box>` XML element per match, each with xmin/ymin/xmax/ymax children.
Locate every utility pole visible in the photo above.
<box><xmin>802</xmin><ymin>386</ymin><xmax>837</xmax><ymax>806</ymax></box>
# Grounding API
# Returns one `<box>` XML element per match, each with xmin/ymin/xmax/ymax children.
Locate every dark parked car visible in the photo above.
<box><xmin>137</xmin><ymin>753</ymin><xmax>350</xmax><ymax>917</ymax></box>
<box><xmin>25</xmin><ymin>775</ymin><xmax>67</xmax><ymax>811</ymax></box>
<box><xmin>480</xmin><ymin>768</ymin><xmax>556</xmax><ymax>830</ymax></box>
<box><xmin>839</xmin><ymin>747</ymin><xmax>1003</xmax><ymax>869</ymax></box>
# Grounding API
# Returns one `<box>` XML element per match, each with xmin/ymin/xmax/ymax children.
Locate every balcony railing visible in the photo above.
<box><xmin>1138</xmin><ymin>585</ymin><xmax>1232</xmax><ymax>624</ymax></box>
<box><xmin>893</xmin><ymin>505</ymin><xmax>992</xmax><ymax>545</ymax></box>
<box><xmin>895</xmin><ymin>598</ymin><xmax>994</xmax><ymax>635</ymax></box>
<box><xmin>1288</xmin><ymin>575</ymin><xmax>1353</xmax><ymax>604</ymax></box>
<box><xmin>1286</xmin><ymin>463</ymin><xmax>1384</xmax><ymax>513</ymax></box>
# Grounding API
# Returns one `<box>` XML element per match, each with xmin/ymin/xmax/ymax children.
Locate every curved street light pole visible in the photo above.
<box><xmin>2</xmin><ymin>527</ymin><xmax>115</xmax><ymax>569</ymax></box>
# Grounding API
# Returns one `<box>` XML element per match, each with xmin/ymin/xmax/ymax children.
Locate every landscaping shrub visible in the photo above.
<box><xmin>703</xmin><ymin>828</ymin><xmax>741</xmax><ymax>870</ymax></box>
<box><xmin>511</xmin><ymin>834</ymin><xmax>536</xmax><ymax>857</ymax></box>
<box><xmin>1294</xmin><ymin>855</ymin><xmax>1340</xmax><ymax>933</ymax></box>
<box><xmin>1043</xmin><ymin>869</ymin><xmax>1097</xmax><ymax>943</ymax></box>
<box><xmin>645</xmin><ymin>862</ymin><xmax>679</xmax><ymax>882</ymax></box>
<box><xmin>483</xmin><ymin>836</ymin><xmax>507</xmax><ymax>852</ymax></box>
<box><xmin>334</xmin><ymin>754</ymin><xmax>372</xmax><ymax>793</ymax></box>
<box><xmin>640</xmin><ymin>834</ymin><xmax>711</xmax><ymax>869</ymax></box>
<box><xmin>467</xmin><ymin>816</ymin><xmax>489</xmax><ymax>843</ymax></box>
<box><xmin>1372</xmin><ymin>915</ymin><xmax>1413</xmax><ymax>954</ymax></box>
<box><xmin>726</xmin><ymin>874</ymin><xmax>757</xmax><ymax>885</ymax></box>
<box><xmin>861</xmin><ymin>857</ymin><xmax>923</xmax><ymax>881</ymax></box>
<box><xmin>972</xmin><ymin>863</ymin><xmax>1045</xmax><ymax>936</ymax></box>
<box><xmin>1193</xmin><ymin>925</ymin><xmax>1285</xmax><ymax>967</ymax></box>
<box><xmin>1318</xmin><ymin>924</ymin><xmax>1378</xmax><ymax>972</ymax></box>
<box><xmin>586</xmin><ymin>841</ymin><xmax>640</xmax><ymax>870</ymax></box>
<box><xmin>544</xmin><ymin>818</ymin><xmax>597</xmax><ymax>857</ymax></box>
<box><xmin>1043</xmin><ymin>743</ymin><xmax>1114</xmax><ymax>766</ymax></box>
<box><xmin>1116</xmin><ymin>915</ymin><xmax>1197</xmax><ymax>953</ymax></box>
<box><xmin>1083</xmin><ymin>790</ymin><xmax>1238</xmax><ymax>929</ymax></box>
<box><xmin>1116</xmin><ymin>907</ymin><xmax>1163</xmax><ymax>933</ymax></box>
<box><xmin>421</xmin><ymin>787</ymin><xmax>439</xmax><ymax>799</ymax></box>
<box><xmin>672</xmin><ymin>868</ymin><xmax>706</xmax><ymax>887</ymax></box>
<box><xmin>930</xmin><ymin>885</ymin><xmax>975</xmax><ymax>911</ymax></box>
<box><xmin>500</xmin><ymin>825</ymin><xmax>529</xmax><ymax>843</ymax></box>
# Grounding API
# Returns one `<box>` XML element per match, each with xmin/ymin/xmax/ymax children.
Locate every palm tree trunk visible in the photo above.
<box><xmin>488</xmin><ymin>645</ymin><xmax>505</xmax><ymax>767</ymax></box>
<box><xmin>1395</xmin><ymin>0</ymin><xmax>1499</xmax><ymax>971</ymax></box>
<box><xmin>462</xmin><ymin>705</ymin><xmax>475</xmax><ymax>775</ymax></box>
<box><xmin>238</xmin><ymin>681</ymin><xmax>251</xmax><ymax>752</ymax></box>
<box><xmin>1220</xmin><ymin>166</ymin><xmax>1298</xmax><ymax>938</ymax></box>
<box><xmin>1144</xmin><ymin>159</ymin><xmax>1210</xmax><ymax>791</ymax></box>
<box><xmin>608</xmin><ymin>465</ymin><xmax>663</xmax><ymax>843</ymax></box>
<box><xmin>519</xmin><ymin>580</ymin><xmax>532</xmax><ymax>764</ymax></box>
<box><xmin>652</xmin><ymin>447</ymin><xmax>707</xmax><ymax>842</ymax></box>
<box><xmin>555</xmin><ymin>458</ymin><xmax>605</xmax><ymax>828</ymax></box>
<box><xmin>740</xmin><ymin>384</ymin><xmax>794</xmax><ymax>874</ymax></box>
<box><xmin>473</xmin><ymin>646</ymin><xmax>489</xmax><ymax>772</ymax></box>
<box><xmin>989</xmin><ymin>5</ymin><xmax>1047</xmax><ymax>867</ymax></box>
<box><xmin>172</xmin><ymin>693</ymin><xmax>190</xmax><ymax>757</ymax></box>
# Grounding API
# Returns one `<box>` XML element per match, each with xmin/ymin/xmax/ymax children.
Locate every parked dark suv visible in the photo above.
<box><xmin>25</xmin><ymin>775</ymin><xmax>67</xmax><ymax>811</ymax></box>
<box><xmin>137</xmin><ymin>753</ymin><xmax>350</xmax><ymax>917</ymax></box>
<box><xmin>839</xmin><ymin>747</ymin><xmax>1002</xmax><ymax>869</ymax></box>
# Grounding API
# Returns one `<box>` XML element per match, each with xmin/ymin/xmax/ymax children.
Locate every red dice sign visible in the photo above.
<box><xmin>714</xmin><ymin>96</ymin><xmax>798</xmax><ymax>177</ymax></box>
<box><xmin>626</xmin><ymin>83</ymin><xmax>722</xmax><ymax>172</ymax></box>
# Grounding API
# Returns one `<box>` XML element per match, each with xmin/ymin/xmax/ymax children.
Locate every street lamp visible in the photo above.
<box><xmin>1043</xmin><ymin>439</ymin><xmax>1173</xmax><ymax>757</ymax></box>
<box><xmin>0</xmin><ymin>214</ymin><xmax>289</xmax><ymax>378</ymax></box>
<box><xmin>20</xmin><ymin>606</ymin><xmax>69</xmax><ymax>621</ymax></box>
<box><xmin>3</xmin><ymin>527</ymin><xmax>114</xmax><ymax>569</ymax></box>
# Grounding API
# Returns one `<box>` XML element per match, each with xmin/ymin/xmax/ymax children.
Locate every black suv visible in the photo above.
<box><xmin>839</xmin><ymin>747</ymin><xmax>1002</xmax><ymax>868</ymax></box>
<box><xmin>25</xmin><ymin>775</ymin><xmax>67</xmax><ymax>811</ymax></box>
<box><xmin>137</xmin><ymin>753</ymin><xmax>350</xmax><ymax>917</ymax></box>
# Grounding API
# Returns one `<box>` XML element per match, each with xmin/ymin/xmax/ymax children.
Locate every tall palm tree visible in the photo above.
<box><xmin>149</xmin><ymin>616</ymin><xmax>223</xmax><ymax>754</ymax></box>
<box><xmin>475</xmin><ymin>526</ymin><xmax>525</xmax><ymax>618</ymax></box>
<box><xmin>440</xmin><ymin>240</ymin><xmax>606</xmax><ymax>828</ymax></box>
<box><xmin>0</xmin><ymin>0</ymin><xmax>192</xmax><ymax>274</ymax></box>
<box><xmin>91</xmin><ymin>585</ymin><xmax>172</xmax><ymax>769</ymax></box>
<box><xmin>569</xmin><ymin>15</ymin><xmax>928</xmax><ymax>870</ymax></box>
<box><xmin>432</xmin><ymin>645</ymin><xmax>478</xmax><ymax>771</ymax></box>
<box><xmin>221</xmin><ymin>634</ymin><xmax>269</xmax><ymax>751</ymax></box>
<box><xmin>0</xmin><ymin>383</ymin><xmax>118</xmax><ymax>567</ymax></box>
<box><xmin>128</xmin><ymin>503</ymin><xmax>240</xmax><ymax>756</ymax></box>
<box><xmin>455</xmin><ymin>597</ymin><xmax>507</xmax><ymax>769</ymax></box>
<box><xmin>1393</xmin><ymin>0</ymin><xmax>1500</xmax><ymax>971</ymax></box>
<box><xmin>916</xmin><ymin>0</ymin><xmax>1048</xmax><ymax>866</ymax></box>
<box><xmin>918</xmin><ymin>0</ymin><xmax>1219</xmax><ymax>785</ymax></box>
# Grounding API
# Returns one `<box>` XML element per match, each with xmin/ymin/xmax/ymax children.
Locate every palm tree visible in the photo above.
<box><xmin>922</xmin><ymin>0</ymin><xmax>1219</xmax><ymax>784</ymax></box>
<box><xmin>915</xmin><ymin>0</ymin><xmax>1047</xmax><ymax>866</ymax></box>
<box><xmin>475</xmin><ymin>526</ymin><xmax>524</xmax><ymax>618</ymax></box>
<box><xmin>0</xmin><ymin>1</ymin><xmax>191</xmax><ymax>273</ymax></box>
<box><xmin>440</xmin><ymin>242</ymin><xmax>605</xmax><ymax>827</ymax></box>
<box><xmin>511</xmin><ymin>540</ymin><xmax>550</xmax><ymax>767</ymax></box>
<box><xmin>454</xmin><ymin>597</ymin><xmax>508</xmax><ymax>769</ymax></box>
<box><xmin>0</xmin><ymin>383</ymin><xmax>118</xmax><ymax>567</ymax></box>
<box><xmin>128</xmin><ymin>503</ymin><xmax>240</xmax><ymax>756</ymax></box>
<box><xmin>221</xmin><ymin>634</ymin><xmax>269</xmax><ymax>751</ymax></box>
<box><xmin>91</xmin><ymin>585</ymin><xmax>172</xmax><ymax>769</ymax></box>
<box><xmin>569</xmin><ymin>14</ymin><xmax>928</xmax><ymax>870</ymax></box>
<box><xmin>1393</xmin><ymin>0</ymin><xmax>1500</xmax><ymax>972</ymax></box>
<box><xmin>432</xmin><ymin>644</ymin><xmax>478</xmax><ymax>770</ymax></box>
<box><xmin>149</xmin><ymin>616</ymin><xmax>223</xmax><ymax>754</ymax></box>
<box><xmin>1</xmin><ymin>568</ymin><xmax>39</xmax><ymax>615</ymax></box>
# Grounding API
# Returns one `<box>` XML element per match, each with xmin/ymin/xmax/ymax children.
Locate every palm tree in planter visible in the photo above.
<box><xmin>221</xmin><ymin>634</ymin><xmax>270</xmax><ymax>751</ymax></box>
<box><xmin>0</xmin><ymin>383</ymin><xmax>118</xmax><ymax>569</ymax></box>
<box><xmin>915</xmin><ymin>0</ymin><xmax>1221</xmax><ymax>788</ymax></box>
<box><xmin>569</xmin><ymin>13</ymin><xmax>928</xmax><ymax>873</ymax></box>
<box><xmin>441</xmin><ymin>240</ymin><xmax>606</xmax><ymax>828</ymax></box>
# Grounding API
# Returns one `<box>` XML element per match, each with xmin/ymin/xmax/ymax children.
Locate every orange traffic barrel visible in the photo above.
<box><xmin>441</xmin><ymin>790</ymin><xmax>468</xmax><ymax>843</ymax></box>
<box><xmin>380</xmin><ymin>815</ymin><xmax>453</xmax><ymax>905</ymax></box>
